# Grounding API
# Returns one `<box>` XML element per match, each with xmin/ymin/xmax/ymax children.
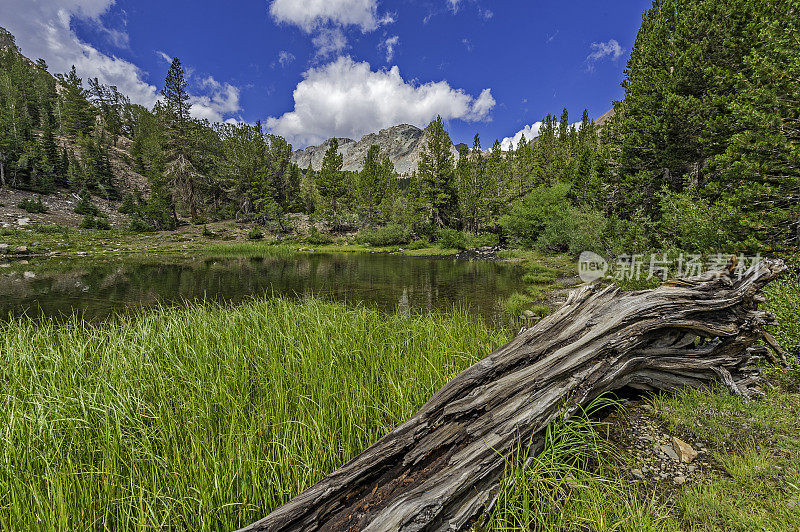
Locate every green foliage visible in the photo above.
<box><xmin>357</xmin><ymin>223</ymin><xmax>411</xmax><ymax>246</ymax></box>
<box><xmin>358</xmin><ymin>145</ymin><xmax>396</xmax><ymax>224</ymax></box>
<box><xmin>17</xmin><ymin>195</ymin><xmax>48</xmax><ymax>213</ymax></box>
<box><xmin>418</xmin><ymin>117</ymin><xmax>457</xmax><ymax>228</ymax></box>
<box><xmin>315</xmin><ymin>138</ymin><xmax>346</xmax><ymax>222</ymax></box>
<box><xmin>305</xmin><ymin>226</ymin><xmax>334</xmax><ymax>245</ymax></box>
<box><xmin>247</xmin><ymin>226</ymin><xmax>264</xmax><ymax>240</ymax></box>
<box><xmin>73</xmin><ymin>189</ymin><xmax>100</xmax><ymax>216</ymax></box>
<box><xmin>32</xmin><ymin>224</ymin><xmax>67</xmax><ymax>235</ymax></box>
<box><xmin>504</xmin><ymin>292</ymin><xmax>534</xmax><ymax>318</ymax></box>
<box><xmin>117</xmin><ymin>193</ymin><xmax>139</xmax><ymax>215</ymax></box>
<box><xmin>79</xmin><ymin>214</ymin><xmax>110</xmax><ymax>230</ymax></box>
<box><xmin>436</xmin><ymin>227</ymin><xmax>468</xmax><ymax>250</ymax></box>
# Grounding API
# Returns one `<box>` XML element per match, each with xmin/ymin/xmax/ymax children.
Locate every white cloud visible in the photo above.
<box><xmin>267</xmin><ymin>56</ymin><xmax>495</xmax><ymax>147</ymax></box>
<box><xmin>269</xmin><ymin>0</ymin><xmax>390</xmax><ymax>33</ymax></box>
<box><xmin>156</xmin><ymin>50</ymin><xmax>172</xmax><ymax>64</ymax></box>
<box><xmin>448</xmin><ymin>0</ymin><xmax>462</xmax><ymax>13</ymax></box>
<box><xmin>0</xmin><ymin>0</ymin><xmax>160</xmax><ymax>107</ymax></box>
<box><xmin>501</xmin><ymin>122</ymin><xmax>543</xmax><ymax>151</ymax></box>
<box><xmin>586</xmin><ymin>39</ymin><xmax>624</xmax><ymax>70</ymax></box>
<box><xmin>379</xmin><ymin>35</ymin><xmax>399</xmax><ymax>62</ymax></box>
<box><xmin>278</xmin><ymin>50</ymin><xmax>295</xmax><ymax>67</ymax></box>
<box><xmin>189</xmin><ymin>76</ymin><xmax>241</xmax><ymax>123</ymax></box>
<box><xmin>269</xmin><ymin>0</ymin><xmax>393</xmax><ymax>57</ymax></box>
<box><xmin>312</xmin><ymin>27</ymin><xmax>348</xmax><ymax>58</ymax></box>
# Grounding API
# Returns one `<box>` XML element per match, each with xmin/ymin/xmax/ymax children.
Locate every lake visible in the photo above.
<box><xmin>1</xmin><ymin>252</ymin><xmax>527</xmax><ymax>325</ymax></box>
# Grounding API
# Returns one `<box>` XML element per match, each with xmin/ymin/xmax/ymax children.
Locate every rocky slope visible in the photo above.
<box><xmin>291</xmin><ymin>124</ymin><xmax>464</xmax><ymax>175</ymax></box>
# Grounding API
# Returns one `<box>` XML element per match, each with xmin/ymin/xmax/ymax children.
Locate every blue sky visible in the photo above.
<box><xmin>1</xmin><ymin>0</ymin><xmax>650</xmax><ymax>148</ymax></box>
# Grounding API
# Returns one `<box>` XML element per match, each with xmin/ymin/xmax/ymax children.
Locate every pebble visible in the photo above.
<box><xmin>673</xmin><ymin>475</ymin><xmax>686</xmax><ymax>485</ymax></box>
<box><xmin>632</xmin><ymin>469</ymin><xmax>644</xmax><ymax>480</ymax></box>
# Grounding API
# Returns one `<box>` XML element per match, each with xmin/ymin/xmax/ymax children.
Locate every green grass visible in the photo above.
<box><xmin>489</xmin><ymin>397</ymin><xmax>673</xmax><ymax>531</ymax></box>
<box><xmin>0</xmin><ymin>299</ymin><xmax>508</xmax><ymax>531</ymax></box>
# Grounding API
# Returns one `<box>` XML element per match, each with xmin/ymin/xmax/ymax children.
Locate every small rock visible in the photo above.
<box><xmin>660</xmin><ymin>444</ymin><xmax>680</xmax><ymax>462</ymax></box>
<box><xmin>18</xmin><ymin>260</ymin><xmax>29</xmax><ymax>265</ymax></box>
<box><xmin>642</xmin><ymin>404</ymin><xmax>654</xmax><ymax>412</ymax></box>
<box><xmin>523</xmin><ymin>310</ymin><xmax>536</xmax><ymax>318</ymax></box>
<box><xmin>0</xmin><ymin>243</ymin><xmax>8</xmax><ymax>252</ymax></box>
<box><xmin>631</xmin><ymin>469</ymin><xmax>644</xmax><ymax>480</ymax></box>
<box><xmin>23</xmin><ymin>271</ymin><xmax>35</xmax><ymax>279</ymax></box>
<box><xmin>672</xmin><ymin>437</ymin><xmax>698</xmax><ymax>463</ymax></box>
<box><xmin>15</xmin><ymin>246</ymin><xmax>28</xmax><ymax>253</ymax></box>
<box><xmin>17</xmin><ymin>217</ymin><xmax>30</xmax><ymax>226</ymax></box>
<box><xmin>688</xmin><ymin>465</ymin><xmax>697</xmax><ymax>473</ymax></box>
<box><xmin>673</xmin><ymin>475</ymin><xmax>686</xmax><ymax>485</ymax></box>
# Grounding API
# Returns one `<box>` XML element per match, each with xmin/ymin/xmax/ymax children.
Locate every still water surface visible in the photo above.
<box><xmin>1</xmin><ymin>252</ymin><xmax>526</xmax><ymax>325</ymax></box>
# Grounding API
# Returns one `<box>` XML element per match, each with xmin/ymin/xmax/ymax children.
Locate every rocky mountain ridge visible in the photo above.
<box><xmin>291</xmin><ymin>124</ymin><xmax>465</xmax><ymax>175</ymax></box>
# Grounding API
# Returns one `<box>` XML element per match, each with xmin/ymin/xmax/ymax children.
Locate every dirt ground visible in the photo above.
<box><xmin>0</xmin><ymin>188</ymin><xmax>128</xmax><ymax>229</ymax></box>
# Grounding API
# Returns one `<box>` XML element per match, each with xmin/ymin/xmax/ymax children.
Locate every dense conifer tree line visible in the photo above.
<box><xmin>1</xmin><ymin>0</ymin><xmax>797</xmax><ymax>252</ymax></box>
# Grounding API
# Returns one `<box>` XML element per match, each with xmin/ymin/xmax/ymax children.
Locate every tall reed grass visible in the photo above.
<box><xmin>0</xmin><ymin>299</ymin><xmax>507</xmax><ymax>530</ymax></box>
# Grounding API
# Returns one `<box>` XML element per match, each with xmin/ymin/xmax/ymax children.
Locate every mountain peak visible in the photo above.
<box><xmin>291</xmin><ymin>123</ymin><xmax>457</xmax><ymax>175</ymax></box>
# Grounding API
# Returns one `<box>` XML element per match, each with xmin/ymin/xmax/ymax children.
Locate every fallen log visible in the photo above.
<box><xmin>239</xmin><ymin>259</ymin><xmax>786</xmax><ymax>532</ymax></box>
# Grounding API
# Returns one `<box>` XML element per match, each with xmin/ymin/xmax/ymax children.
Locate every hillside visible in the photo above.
<box><xmin>291</xmin><ymin>123</ymin><xmax>465</xmax><ymax>175</ymax></box>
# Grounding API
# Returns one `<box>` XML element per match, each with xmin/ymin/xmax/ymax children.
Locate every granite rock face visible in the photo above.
<box><xmin>290</xmin><ymin>124</ymin><xmax>463</xmax><ymax>175</ymax></box>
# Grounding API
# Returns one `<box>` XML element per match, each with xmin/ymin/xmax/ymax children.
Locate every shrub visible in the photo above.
<box><xmin>306</xmin><ymin>226</ymin><xmax>333</xmax><ymax>245</ymax></box>
<box><xmin>202</xmin><ymin>225</ymin><xmax>215</xmax><ymax>238</ymax></box>
<box><xmin>118</xmin><ymin>194</ymin><xmax>139</xmax><ymax>215</ymax></box>
<box><xmin>79</xmin><ymin>214</ymin><xmax>110</xmax><ymax>230</ymax></box>
<box><xmin>465</xmin><ymin>232</ymin><xmax>500</xmax><ymax>248</ymax></box>
<box><xmin>499</xmin><ymin>183</ymin><xmax>571</xmax><ymax>248</ymax></box>
<box><xmin>17</xmin><ymin>196</ymin><xmax>48</xmax><ymax>214</ymax></box>
<box><xmin>537</xmin><ymin>207</ymin><xmax>607</xmax><ymax>255</ymax></box>
<box><xmin>358</xmin><ymin>224</ymin><xmax>411</xmax><ymax>246</ymax></box>
<box><xmin>74</xmin><ymin>189</ymin><xmax>100</xmax><ymax>217</ymax></box>
<box><xmin>247</xmin><ymin>227</ymin><xmax>264</xmax><ymax>240</ymax></box>
<box><xmin>33</xmin><ymin>224</ymin><xmax>68</xmax><ymax>235</ymax></box>
<box><xmin>406</xmin><ymin>238</ymin><xmax>432</xmax><ymax>250</ymax></box>
<box><xmin>437</xmin><ymin>228</ymin><xmax>468</xmax><ymax>250</ymax></box>
<box><xmin>128</xmin><ymin>215</ymin><xmax>156</xmax><ymax>232</ymax></box>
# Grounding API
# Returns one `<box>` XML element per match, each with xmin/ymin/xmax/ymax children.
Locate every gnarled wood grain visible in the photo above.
<box><xmin>239</xmin><ymin>259</ymin><xmax>786</xmax><ymax>532</ymax></box>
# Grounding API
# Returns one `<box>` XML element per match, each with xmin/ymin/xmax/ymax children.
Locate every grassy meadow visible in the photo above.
<box><xmin>0</xmin><ymin>299</ymin><xmax>507</xmax><ymax>530</ymax></box>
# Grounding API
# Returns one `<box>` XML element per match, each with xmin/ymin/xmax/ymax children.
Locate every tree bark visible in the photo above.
<box><xmin>239</xmin><ymin>259</ymin><xmax>786</xmax><ymax>532</ymax></box>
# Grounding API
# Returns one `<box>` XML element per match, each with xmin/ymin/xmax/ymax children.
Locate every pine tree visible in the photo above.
<box><xmin>417</xmin><ymin>116</ymin><xmax>457</xmax><ymax>228</ymax></box>
<box><xmin>358</xmin><ymin>145</ymin><xmax>395</xmax><ymax>225</ymax></box>
<box><xmin>161</xmin><ymin>58</ymin><xmax>199</xmax><ymax>220</ymax></box>
<box><xmin>57</xmin><ymin>66</ymin><xmax>93</xmax><ymax>138</ymax></box>
<box><xmin>316</xmin><ymin>138</ymin><xmax>345</xmax><ymax>222</ymax></box>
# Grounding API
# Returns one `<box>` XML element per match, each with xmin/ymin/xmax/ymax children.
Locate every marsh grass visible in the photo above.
<box><xmin>0</xmin><ymin>298</ymin><xmax>508</xmax><ymax>531</ymax></box>
<box><xmin>489</xmin><ymin>397</ymin><xmax>672</xmax><ymax>531</ymax></box>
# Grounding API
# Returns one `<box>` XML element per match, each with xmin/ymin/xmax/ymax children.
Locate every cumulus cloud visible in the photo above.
<box><xmin>586</xmin><ymin>39</ymin><xmax>624</xmax><ymax>70</ymax></box>
<box><xmin>267</xmin><ymin>56</ymin><xmax>495</xmax><ymax>147</ymax></box>
<box><xmin>500</xmin><ymin>122</ymin><xmax>544</xmax><ymax>151</ymax></box>
<box><xmin>269</xmin><ymin>0</ymin><xmax>390</xmax><ymax>33</ymax></box>
<box><xmin>0</xmin><ymin>0</ymin><xmax>160</xmax><ymax>107</ymax></box>
<box><xmin>189</xmin><ymin>76</ymin><xmax>241</xmax><ymax>123</ymax></box>
<box><xmin>269</xmin><ymin>0</ymin><xmax>392</xmax><ymax>59</ymax></box>
<box><xmin>379</xmin><ymin>35</ymin><xmax>399</xmax><ymax>62</ymax></box>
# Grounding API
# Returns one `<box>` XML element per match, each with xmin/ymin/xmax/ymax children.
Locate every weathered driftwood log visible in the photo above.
<box><xmin>239</xmin><ymin>259</ymin><xmax>786</xmax><ymax>532</ymax></box>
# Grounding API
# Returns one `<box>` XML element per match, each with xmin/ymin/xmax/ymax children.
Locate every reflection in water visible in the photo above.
<box><xmin>1</xmin><ymin>253</ymin><xmax>527</xmax><ymax>326</ymax></box>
